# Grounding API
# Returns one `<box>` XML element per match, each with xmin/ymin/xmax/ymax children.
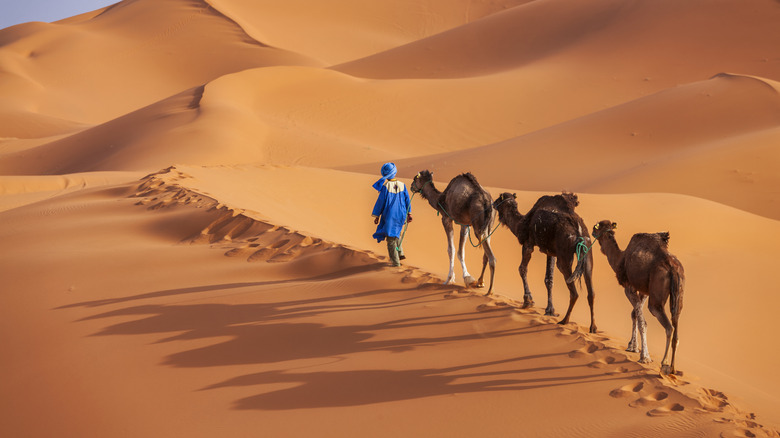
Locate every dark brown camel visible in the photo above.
<box><xmin>592</xmin><ymin>220</ymin><xmax>685</xmax><ymax>375</ymax></box>
<box><xmin>410</xmin><ymin>170</ymin><xmax>497</xmax><ymax>295</ymax></box>
<box><xmin>492</xmin><ymin>192</ymin><xmax>597</xmax><ymax>333</ymax></box>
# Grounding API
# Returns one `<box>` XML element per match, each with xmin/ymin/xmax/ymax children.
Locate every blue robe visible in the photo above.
<box><xmin>372</xmin><ymin>179</ymin><xmax>411</xmax><ymax>242</ymax></box>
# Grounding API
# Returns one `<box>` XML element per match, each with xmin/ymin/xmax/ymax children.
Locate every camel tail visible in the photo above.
<box><xmin>669</xmin><ymin>269</ymin><xmax>684</xmax><ymax>320</ymax></box>
<box><xmin>566</xmin><ymin>253</ymin><xmax>586</xmax><ymax>284</ymax></box>
<box><xmin>566</xmin><ymin>234</ymin><xmax>589</xmax><ymax>284</ymax></box>
<box><xmin>476</xmin><ymin>197</ymin><xmax>494</xmax><ymax>247</ymax></box>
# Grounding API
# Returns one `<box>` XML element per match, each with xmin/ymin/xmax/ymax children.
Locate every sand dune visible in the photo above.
<box><xmin>1</xmin><ymin>169</ymin><xmax>777</xmax><ymax>437</ymax></box>
<box><xmin>208</xmin><ymin>0</ymin><xmax>536</xmax><ymax>66</ymax></box>
<box><xmin>335</xmin><ymin>0</ymin><xmax>780</xmax><ymax>80</ymax></box>
<box><xmin>1</xmin><ymin>0</ymin><xmax>779</xmax><ymax>436</ymax></box>
<box><xmin>359</xmin><ymin>73</ymin><xmax>780</xmax><ymax>219</ymax></box>
<box><xmin>0</xmin><ymin>0</ymin><xmax>320</xmax><ymax>129</ymax></box>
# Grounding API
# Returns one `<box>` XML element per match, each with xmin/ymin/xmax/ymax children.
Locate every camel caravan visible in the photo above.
<box><xmin>405</xmin><ymin>169</ymin><xmax>685</xmax><ymax>376</ymax></box>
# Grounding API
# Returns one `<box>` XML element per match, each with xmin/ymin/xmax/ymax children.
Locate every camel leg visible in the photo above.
<box><xmin>458</xmin><ymin>226</ymin><xmax>476</xmax><ymax>287</ymax></box>
<box><xmin>519</xmin><ymin>245</ymin><xmax>535</xmax><ymax>308</ymax></box>
<box><xmin>583</xmin><ymin>254</ymin><xmax>597</xmax><ymax>333</ymax></box>
<box><xmin>477</xmin><ymin>252</ymin><xmax>488</xmax><ymax>288</ymax></box>
<box><xmin>443</xmin><ymin>219</ymin><xmax>456</xmax><ymax>285</ymax></box>
<box><xmin>670</xmin><ymin>300</ymin><xmax>681</xmax><ymax>375</ymax></box>
<box><xmin>476</xmin><ymin>230</ymin><xmax>490</xmax><ymax>288</ymax></box>
<box><xmin>480</xmin><ymin>237</ymin><xmax>497</xmax><ymax>296</ymax></box>
<box><xmin>636</xmin><ymin>295</ymin><xmax>650</xmax><ymax>363</ymax></box>
<box><xmin>624</xmin><ymin>287</ymin><xmax>641</xmax><ymax>353</ymax></box>
<box><xmin>669</xmin><ymin>271</ymin><xmax>683</xmax><ymax>375</ymax></box>
<box><xmin>670</xmin><ymin>314</ymin><xmax>680</xmax><ymax>375</ymax></box>
<box><xmin>648</xmin><ymin>295</ymin><xmax>674</xmax><ymax>373</ymax></box>
<box><xmin>543</xmin><ymin>255</ymin><xmax>557</xmax><ymax>316</ymax></box>
<box><xmin>556</xmin><ymin>256</ymin><xmax>578</xmax><ymax>326</ymax></box>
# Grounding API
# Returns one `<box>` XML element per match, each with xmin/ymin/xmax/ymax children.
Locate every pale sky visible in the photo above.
<box><xmin>0</xmin><ymin>0</ymin><xmax>117</xmax><ymax>30</ymax></box>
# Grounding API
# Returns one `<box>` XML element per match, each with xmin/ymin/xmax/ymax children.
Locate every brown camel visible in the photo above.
<box><xmin>410</xmin><ymin>170</ymin><xmax>497</xmax><ymax>295</ymax></box>
<box><xmin>492</xmin><ymin>192</ymin><xmax>597</xmax><ymax>333</ymax></box>
<box><xmin>592</xmin><ymin>220</ymin><xmax>685</xmax><ymax>375</ymax></box>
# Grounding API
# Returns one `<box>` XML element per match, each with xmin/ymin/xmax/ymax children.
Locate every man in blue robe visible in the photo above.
<box><xmin>371</xmin><ymin>162</ymin><xmax>412</xmax><ymax>266</ymax></box>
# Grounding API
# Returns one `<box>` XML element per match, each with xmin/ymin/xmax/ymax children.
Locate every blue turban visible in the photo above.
<box><xmin>372</xmin><ymin>162</ymin><xmax>397</xmax><ymax>191</ymax></box>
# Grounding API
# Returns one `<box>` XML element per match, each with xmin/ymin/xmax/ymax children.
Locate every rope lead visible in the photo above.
<box><xmin>575</xmin><ymin>236</ymin><xmax>596</xmax><ymax>261</ymax></box>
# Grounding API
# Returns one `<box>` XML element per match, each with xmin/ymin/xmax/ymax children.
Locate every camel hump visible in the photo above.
<box><xmin>529</xmin><ymin>192</ymin><xmax>579</xmax><ymax>214</ymax></box>
<box><xmin>560</xmin><ymin>191</ymin><xmax>579</xmax><ymax>208</ymax></box>
<box><xmin>460</xmin><ymin>172</ymin><xmax>483</xmax><ymax>189</ymax></box>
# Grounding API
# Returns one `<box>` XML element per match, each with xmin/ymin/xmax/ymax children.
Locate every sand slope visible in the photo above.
<box><xmin>0</xmin><ymin>171</ymin><xmax>775</xmax><ymax>437</ymax></box>
<box><xmin>1</xmin><ymin>0</ymin><xmax>780</xmax><ymax>436</ymax></box>
<box><xmin>363</xmin><ymin>73</ymin><xmax>780</xmax><ymax>219</ymax></box>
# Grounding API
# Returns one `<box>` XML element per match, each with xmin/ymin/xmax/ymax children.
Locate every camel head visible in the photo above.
<box><xmin>492</xmin><ymin>192</ymin><xmax>518</xmax><ymax>225</ymax></box>
<box><xmin>592</xmin><ymin>220</ymin><xmax>618</xmax><ymax>240</ymax></box>
<box><xmin>410</xmin><ymin>170</ymin><xmax>433</xmax><ymax>193</ymax></box>
<box><xmin>493</xmin><ymin>192</ymin><xmax>517</xmax><ymax>211</ymax></box>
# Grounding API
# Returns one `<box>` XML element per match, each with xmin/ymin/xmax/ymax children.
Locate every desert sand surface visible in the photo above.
<box><xmin>1</xmin><ymin>0</ymin><xmax>779</xmax><ymax>437</ymax></box>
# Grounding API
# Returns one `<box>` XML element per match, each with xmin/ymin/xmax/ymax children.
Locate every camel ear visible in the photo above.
<box><xmin>512</xmin><ymin>193</ymin><xmax>517</xmax><ymax>199</ymax></box>
<box><xmin>612</xmin><ymin>222</ymin><xmax>618</xmax><ymax>229</ymax></box>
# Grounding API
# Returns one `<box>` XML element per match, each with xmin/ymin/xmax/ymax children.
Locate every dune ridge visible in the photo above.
<box><xmin>128</xmin><ymin>165</ymin><xmax>777</xmax><ymax>436</ymax></box>
<box><xmin>351</xmin><ymin>72</ymin><xmax>780</xmax><ymax>219</ymax></box>
<box><xmin>131</xmin><ymin>167</ymin><xmax>778</xmax><ymax>436</ymax></box>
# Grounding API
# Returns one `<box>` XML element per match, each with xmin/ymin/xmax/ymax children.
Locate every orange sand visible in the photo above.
<box><xmin>1</xmin><ymin>0</ymin><xmax>779</xmax><ymax>437</ymax></box>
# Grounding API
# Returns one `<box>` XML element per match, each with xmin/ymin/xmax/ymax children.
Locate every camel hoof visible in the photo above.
<box><xmin>638</xmin><ymin>357</ymin><xmax>652</xmax><ymax>364</ymax></box>
<box><xmin>626</xmin><ymin>346</ymin><xmax>639</xmax><ymax>353</ymax></box>
<box><xmin>660</xmin><ymin>364</ymin><xmax>673</xmax><ymax>375</ymax></box>
<box><xmin>464</xmin><ymin>276</ymin><xmax>481</xmax><ymax>288</ymax></box>
<box><xmin>557</xmin><ymin>319</ymin><xmax>570</xmax><ymax>326</ymax></box>
<box><xmin>544</xmin><ymin>308</ymin><xmax>558</xmax><ymax>317</ymax></box>
<box><xmin>521</xmin><ymin>301</ymin><xmax>534</xmax><ymax>309</ymax></box>
<box><xmin>589</xmin><ymin>326</ymin><xmax>598</xmax><ymax>334</ymax></box>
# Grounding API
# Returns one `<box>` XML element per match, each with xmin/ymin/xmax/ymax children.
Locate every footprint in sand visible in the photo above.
<box><xmin>629</xmin><ymin>391</ymin><xmax>669</xmax><ymax>407</ymax></box>
<box><xmin>604</xmin><ymin>365</ymin><xmax>632</xmax><ymax>376</ymax></box>
<box><xmin>568</xmin><ymin>344</ymin><xmax>599</xmax><ymax>359</ymax></box>
<box><xmin>609</xmin><ymin>381</ymin><xmax>644</xmax><ymax>398</ymax></box>
<box><xmin>715</xmin><ymin>416</ymin><xmax>766</xmax><ymax>438</ymax></box>
<box><xmin>248</xmin><ymin>247</ymin><xmax>277</xmax><ymax>262</ymax></box>
<box><xmin>555</xmin><ymin>327</ymin><xmax>578</xmax><ymax>337</ymax></box>
<box><xmin>268</xmin><ymin>250</ymin><xmax>297</xmax><ymax>263</ymax></box>
<box><xmin>444</xmin><ymin>290</ymin><xmax>472</xmax><ymax>299</ymax></box>
<box><xmin>731</xmin><ymin>430</ymin><xmax>758</xmax><ymax>438</ymax></box>
<box><xmin>699</xmin><ymin>388</ymin><xmax>730</xmax><ymax>412</ymax></box>
<box><xmin>587</xmin><ymin>356</ymin><xmax>617</xmax><ymax>369</ymax></box>
<box><xmin>646</xmin><ymin>403</ymin><xmax>685</xmax><ymax>417</ymax></box>
<box><xmin>477</xmin><ymin>301</ymin><xmax>512</xmax><ymax>312</ymax></box>
<box><xmin>224</xmin><ymin>246</ymin><xmax>253</xmax><ymax>257</ymax></box>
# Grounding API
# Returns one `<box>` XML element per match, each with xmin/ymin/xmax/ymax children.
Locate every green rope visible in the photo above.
<box><xmin>396</xmin><ymin>178</ymin><xmax>431</xmax><ymax>251</ymax></box>
<box><xmin>395</xmin><ymin>190</ymin><xmax>416</xmax><ymax>251</ymax></box>
<box><xmin>575</xmin><ymin>236</ymin><xmax>596</xmax><ymax>261</ymax></box>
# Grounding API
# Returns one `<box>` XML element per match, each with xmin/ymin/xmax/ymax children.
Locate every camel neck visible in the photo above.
<box><xmin>497</xmin><ymin>203</ymin><xmax>524</xmax><ymax>237</ymax></box>
<box><xmin>419</xmin><ymin>181</ymin><xmax>442</xmax><ymax>209</ymax></box>
<box><xmin>597</xmin><ymin>232</ymin><xmax>624</xmax><ymax>273</ymax></box>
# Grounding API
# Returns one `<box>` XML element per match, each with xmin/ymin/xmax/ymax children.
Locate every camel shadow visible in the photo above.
<box><xmin>56</xmin><ymin>261</ymin><xmax>393</xmax><ymax>310</ymax></box>
<box><xmin>60</xmin><ymin>259</ymin><xmax>634</xmax><ymax>411</ymax></box>
<box><xmin>205</xmin><ymin>354</ymin><xmax>631</xmax><ymax>410</ymax></box>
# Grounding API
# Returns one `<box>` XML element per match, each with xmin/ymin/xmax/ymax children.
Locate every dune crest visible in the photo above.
<box><xmin>357</xmin><ymin>73</ymin><xmax>780</xmax><ymax>219</ymax></box>
<box><xmin>123</xmin><ymin>165</ymin><xmax>778</xmax><ymax>436</ymax></box>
